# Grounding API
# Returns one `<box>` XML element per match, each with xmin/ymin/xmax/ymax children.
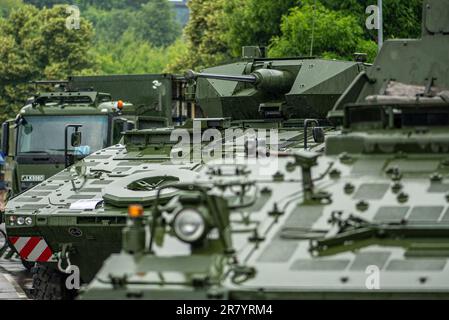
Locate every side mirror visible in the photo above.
<box><xmin>2</xmin><ymin>122</ymin><xmax>9</xmax><ymax>156</ymax></box>
<box><xmin>65</xmin><ymin>124</ymin><xmax>83</xmax><ymax>168</ymax></box>
<box><xmin>312</xmin><ymin>127</ymin><xmax>325</xmax><ymax>143</ymax></box>
<box><xmin>71</xmin><ymin>131</ymin><xmax>82</xmax><ymax>147</ymax></box>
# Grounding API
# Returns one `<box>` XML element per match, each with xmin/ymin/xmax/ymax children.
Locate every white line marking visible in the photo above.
<box><xmin>2</xmin><ymin>273</ymin><xmax>28</xmax><ymax>299</ymax></box>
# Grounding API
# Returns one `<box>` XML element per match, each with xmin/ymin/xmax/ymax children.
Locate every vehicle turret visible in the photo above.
<box><xmin>326</xmin><ymin>0</ymin><xmax>449</xmax><ymax>155</ymax></box>
<box><xmin>188</xmin><ymin>49</ymin><xmax>366</xmax><ymax>120</ymax></box>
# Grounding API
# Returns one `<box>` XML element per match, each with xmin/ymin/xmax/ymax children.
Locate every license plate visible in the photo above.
<box><xmin>21</xmin><ymin>175</ymin><xmax>45</xmax><ymax>182</ymax></box>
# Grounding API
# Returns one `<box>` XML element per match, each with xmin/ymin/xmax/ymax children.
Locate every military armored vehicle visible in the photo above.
<box><xmin>80</xmin><ymin>0</ymin><xmax>449</xmax><ymax>299</ymax></box>
<box><xmin>68</xmin><ymin>74</ymin><xmax>188</xmax><ymax>127</ymax></box>
<box><xmin>1</xmin><ymin>84</ymin><xmax>132</xmax><ymax>196</ymax></box>
<box><xmin>186</xmin><ymin>46</ymin><xmax>364</xmax><ymax>121</ymax></box>
<box><xmin>3</xmin><ymin>48</ymin><xmax>367</xmax><ymax>299</ymax></box>
<box><xmin>1</xmin><ymin>74</ymin><xmax>183</xmax><ymax>197</ymax></box>
<box><xmin>0</xmin><ymin>74</ymin><xmax>185</xmax><ymax>269</ymax></box>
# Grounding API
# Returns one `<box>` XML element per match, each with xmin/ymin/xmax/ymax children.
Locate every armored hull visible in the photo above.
<box><xmin>81</xmin><ymin>0</ymin><xmax>449</xmax><ymax>300</ymax></box>
<box><xmin>5</xmin><ymin>122</ymin><xmax>332</xmax><ymax>283</ymax></box>
<box><xmin>81</xmin><ymin>138</ymin><xmax>449</xmax><ymax>299</ymax></box>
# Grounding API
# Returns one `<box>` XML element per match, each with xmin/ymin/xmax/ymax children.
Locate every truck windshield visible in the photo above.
<box><xmin>18</xmin><ymin>115</ymin><xmax>109</xmax><ymax>156</ymax></box>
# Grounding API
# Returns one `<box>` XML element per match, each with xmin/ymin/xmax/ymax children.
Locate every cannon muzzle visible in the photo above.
<box><xmin>185</xmin><ymin>68</ymin><xmax>295</xmax><ymax>93</ymax></box>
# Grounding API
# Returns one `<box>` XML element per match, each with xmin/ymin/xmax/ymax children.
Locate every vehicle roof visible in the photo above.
<box><xmin>19</xmin><ymin>91</ymin><xmax>123</xmax><ymax>116</ymax></box>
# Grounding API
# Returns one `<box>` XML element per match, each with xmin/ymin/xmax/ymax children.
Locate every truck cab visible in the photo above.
<box><xmin>2</xmin><ymin>90</ymin><xmax>134</xmax><ymax>195</ymax></box>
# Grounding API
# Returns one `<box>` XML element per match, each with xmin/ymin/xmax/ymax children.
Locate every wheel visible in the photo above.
<box><xmin>31</xmin><ymin>263</ymin><xmax>77</xmax><ymax>300</ymax></box>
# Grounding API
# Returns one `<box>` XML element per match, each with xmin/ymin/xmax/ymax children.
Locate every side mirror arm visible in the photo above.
<box><xmin>64</xmin><ymin>124</ymin><xmax>83</xmax><ymax>168</ymax></box>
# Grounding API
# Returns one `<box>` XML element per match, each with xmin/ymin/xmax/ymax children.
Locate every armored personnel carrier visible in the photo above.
<box><xmin>0</xmin><ymin>74</ymin><xmax>186</xmax><ymax>269</ymax></box>
<box><xmin>3</xmin><ymin>48</ymin><xmax>366</xmax><ymax>299</ymax></box>
<box><xmin>81</xmin><ymin>0</ymin><xmax>449</xmax><ymax>299</ymax></box>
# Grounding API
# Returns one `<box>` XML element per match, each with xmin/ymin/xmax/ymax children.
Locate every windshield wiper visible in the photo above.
<box><xmin>310</xmin><ymin>212</ymin><xmax>449</xmax><ymax>255</ymax></box>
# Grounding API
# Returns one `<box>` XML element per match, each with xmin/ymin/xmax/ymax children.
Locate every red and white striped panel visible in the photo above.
<box><xmin>8</xmin><ymin>236</ymin><xmax>56</xmax><ymax>262</ymax></box>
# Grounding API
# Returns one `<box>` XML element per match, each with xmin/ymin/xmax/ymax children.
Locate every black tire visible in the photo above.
<box><xmin>31</xmin><ymin>264</ymin><xmax>77</xmax><ymax>300</ymax></box>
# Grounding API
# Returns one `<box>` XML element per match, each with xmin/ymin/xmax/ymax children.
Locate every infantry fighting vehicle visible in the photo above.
<box><xmin>186</xmin><ymin>46</ymin><xmax>364</xmax><ymax>121</ymax></box>
<box><xmin>1</xmin><ymin>74</ymin><xmax>182</xmax><ymax>197</ymax></box>
<box><xmin>0</xmin><ymin>74</ymin><xmax>185</xmax><ymax>268</ymax></box>
<box><xmin>3</xmin><ymin>48</ymin><xmax>367</xmax><ymax>299</ymax></box>
<box><xmin>81</xmin><ymin>0</ymin><xmax>449</xmax><ymax>299</ymax></box>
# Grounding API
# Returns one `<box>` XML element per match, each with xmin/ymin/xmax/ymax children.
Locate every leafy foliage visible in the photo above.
<box><xmin>93</xmin><ymin>32</ymin><xmax>187</xmax><ymax>75</ymax></box>
<box><xmin>0</xmin><ymin>4</ymin><xmax>95</xmax><ymax>122</ymax></box>
<box><xmin>223</xmin><ymin>0</ymin><xmax>300</xmax><ymax>57</ymax></box>
<box><xmin>84</xmin><ymin>0</ymin><xmax>181</xmax><ymax>47</ymax></box>
<box><xmin>83</xmin><ymin>7</ymin><xmax>135</xmax><ymax>43</ymax></box>
<box><xmin>169</xmin><ymin>0</ymin><xmax>231</xmax><ymax>72</ymax></box>
<box><xmin>131</xmin><ymin>0</ymin><xmax>181</xmax><ymax>47</ymax></box>
<box><xmin>23</xmin><ymin>0</ymin><xmax>62</xmax><ymax>8</ymax></box>
<box><xmin>321</xmin><ymin>0</ymin><xmax>422</xmax><ymax>39</ymax></box>
<box><xmin>25</xmin><ymin>0</ymin><xmax>181</xmax><ymax>47</ymax></box>
<box><xmin>24</xmin><ymin>0</ymin><xmax>148</xmax><ymax>10</ymax></box>
<box><xmin>269</xmin><ymin>1</ymin><xmax>378</xmax><ymax>61</ymax></box>
<box><xmin>0</xmin><ymin>0</ymin><xmax>23</xmax><ymax>17</ymax></box>
<box><xmin>75</xmin><ymin>0</ymin><xmax>149</xmax><ymax>10</ymax></box>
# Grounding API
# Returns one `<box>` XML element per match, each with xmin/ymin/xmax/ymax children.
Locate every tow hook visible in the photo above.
<box><xmin>57</xmin><ymin>244</ymin><xmax>74</xmax><ymax>274</ymax></box>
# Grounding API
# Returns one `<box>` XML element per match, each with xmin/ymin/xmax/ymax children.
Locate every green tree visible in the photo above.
<box><xmin>0</xmin><ymin>4</ymin><xmax>96</xmax><ymax>122</ymax></box>
<box><xmin>131</xmin><ymin>0</ymin><xmax>181</xmax><ymax>47</ymax></box>
<box><xmin>83</xmin><ymin>0</ymin><xmax>180</xmax><ymax>48</ymax></box>
<box><xmin>75</xmin><ymin>0</ymin><xmax>148</xmax><ymax>10</ymax></box>
<box><xmin>23</xmin><ymin>0</ymin><xmax>62</xmax><ymax>8</ymax></box>
<box><xmin>92</xmin><ymin>31</ymin><xmax>187</xmax><ymax>74</ymax></box>
<box><xmin>84</xmin><ymin>7</ymin><xmax>135</xmax><ymax>43</ymax></box>
<box><xmin>224</xmin><ymin>0</ymin><xmax>300</xmax><ymax>57</ymax></box>
<box><xmin>321</xmin><ymin>0</ymin><xmax>422</xmax><ymax>40</ymax></box>
<box><xmin>169</xmin><ymin>0</ymin><xmax>231</xmax><ymax>72</ymax></box>
<box><xmin>23</xmin><ymin>0</ymin><xmax>148</xmax><ymax>10</ymax></box>
<box><xmin>269</xmin><ymin>1</ymin><xmax>377</xmax><ymax>61</ymax></box>
<box><xmin>0</xmin><ymin>0</ymin><xmax>23</xmax><ymax>17</ymax></box>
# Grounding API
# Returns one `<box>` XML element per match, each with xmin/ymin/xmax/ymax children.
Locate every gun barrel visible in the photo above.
<box><xmin>185</xmin><ymin>70</ymin><xmax>257</xmax><ymax>83</ymax></box>
<box><xmin>186</xmin><ymin>68</ymin><xmax>295</xmax><ymax>93</ymax></box>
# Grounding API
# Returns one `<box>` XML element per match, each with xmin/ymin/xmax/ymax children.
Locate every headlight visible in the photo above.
<box><xmin>25</xmin><ymin>217</ymin><xmax>33</xmax><ymax>225</ymax></box>
<box><xmin>17</xmin><ymin>217</ymin><xmax>25</xmax><ymax>225</ymax></box>
<box><xmin>173</xmin><ymin>209</ymin><xmax>207</xmax><ymax>243</ymax></box>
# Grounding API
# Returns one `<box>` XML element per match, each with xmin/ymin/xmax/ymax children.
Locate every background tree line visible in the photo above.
<box><xmin>0</xmin><ymin>0</ymin><xmax>422</xmax><ymax>122</ymax></box>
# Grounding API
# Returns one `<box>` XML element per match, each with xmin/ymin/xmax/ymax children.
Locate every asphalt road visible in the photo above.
<box><xmin>0</xmin><ymin>224</ymin><xmax>32</xmax><ymax>300</ymax></box>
